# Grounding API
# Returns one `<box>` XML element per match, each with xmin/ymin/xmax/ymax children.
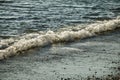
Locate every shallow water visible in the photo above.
<box><xmin>0</xmin><ymin>0</ymin><xmax>120</xmax><ymax>80</ymax></box>
<box><xmin>0</xmin><ymin>0</ymin><xmax>120</xmax><ymax>36</ymax></box>
<box><xmin>0</xmin><ymin>29</ymin><xmax>120</xmax><ymax>80</ymax></box>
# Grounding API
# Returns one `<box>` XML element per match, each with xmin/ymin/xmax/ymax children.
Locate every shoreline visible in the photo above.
<box><xmin>0</xmin><ymin>28</ymin><xmax>120</xmax><ymax>80</ymax></box>
<box><xmin>0</xmin><ymin>18</ymin><xmax>120</xmax><ymax>60</ymax></box>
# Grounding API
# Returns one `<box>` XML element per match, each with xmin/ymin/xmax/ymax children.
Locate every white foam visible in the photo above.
<box><xmin>0</xmin><ymin>18</ymin><xmax>120</xmax><ymax>60</ymax></box>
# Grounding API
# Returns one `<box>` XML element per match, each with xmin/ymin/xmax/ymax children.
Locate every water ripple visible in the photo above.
<box><xmin>0</xmin><ymin>0</ymin><xmax>120</xmax><ymax>36</ymax></box>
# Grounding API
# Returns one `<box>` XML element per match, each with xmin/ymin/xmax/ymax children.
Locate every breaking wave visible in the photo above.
<box><xmin>0</xmin><ymin>18</ymin><xmax>120</xmax><ymax>60</ymax></box>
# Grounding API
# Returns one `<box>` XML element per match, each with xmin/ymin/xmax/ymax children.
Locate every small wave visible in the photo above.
<box><xmin>51</xmin><ymin>47</ymin><xmax>83</xmax><ymax>55</ymax></box>
<box><xmin>0</xmin><ymin>18</ymin><xmax>120</xmax><ymax>60</ymax></box>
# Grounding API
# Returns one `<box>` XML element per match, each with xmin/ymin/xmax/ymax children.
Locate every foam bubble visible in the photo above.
<box><xmin>0</xmin><ymin>18</ymin><xmax>120</xmax><ymax>60</ymax></box>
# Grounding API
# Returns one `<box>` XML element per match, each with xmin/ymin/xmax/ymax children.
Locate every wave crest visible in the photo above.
<box><xmin>0</xmin><ymin>18</ymin><xmax>120</xmax><ymax>60</ymax></box>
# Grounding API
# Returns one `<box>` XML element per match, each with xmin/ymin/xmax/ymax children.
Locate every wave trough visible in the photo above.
<box><xmin>0</xmin><ymin>18</ymin><xmax>120</xmax><ymax>60</ymax></box>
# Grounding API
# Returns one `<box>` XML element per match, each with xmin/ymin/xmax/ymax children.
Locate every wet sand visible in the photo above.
<box><xmin>0</xmin><ymin>29</ymin><xmax>120</xmax><ymax>80</ymax></box>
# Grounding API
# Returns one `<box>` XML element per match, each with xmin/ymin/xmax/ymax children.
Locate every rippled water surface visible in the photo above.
<box><xmin>0</xmin><ymin>0</ymin><xmax>120</xmax><ymax>36</ymax></box>
<box><xmin>0</xmin><ymin>0</ymin><xmax>120</xmax><ymax>80</ymax></box>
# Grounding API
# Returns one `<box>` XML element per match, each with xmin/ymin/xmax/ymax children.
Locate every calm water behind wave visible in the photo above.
<box><xmin>0</xmin><ymin>0</ymin><xmax>120</xmax><ymax>36</ymax></box>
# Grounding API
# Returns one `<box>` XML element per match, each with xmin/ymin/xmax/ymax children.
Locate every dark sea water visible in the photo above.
<box><xmin>0</xmin><ymin>0</ymin><xmax>120</xmax><ymax>36</ymax></box>
<box><xmin>0</xmin><ymin>0</ymin><xmax>120</xmax><ymax>80</ymax></box>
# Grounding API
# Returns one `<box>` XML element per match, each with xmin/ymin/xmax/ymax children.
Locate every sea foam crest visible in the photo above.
<box><xmin>0</xmin><ymin>18</ymin><xmax>120</xmax><ymax>60</ymax></box>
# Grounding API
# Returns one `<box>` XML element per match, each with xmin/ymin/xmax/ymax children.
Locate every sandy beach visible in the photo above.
<box><xmin>0</xmin><ymin>29</ymin><xmax>120</xmax><ymax>80</ymax></box>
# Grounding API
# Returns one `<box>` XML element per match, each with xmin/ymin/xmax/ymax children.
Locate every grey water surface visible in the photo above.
<box><xmin>0</xmin><ymin>0</ymin><xmax>120</xmax><ymax>36</ymax></box>
<box><xmin>0</xmin><ymin>0</ymin><xmax>120</xmax><ymax>80</ymax></box>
